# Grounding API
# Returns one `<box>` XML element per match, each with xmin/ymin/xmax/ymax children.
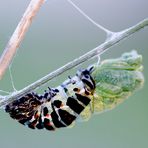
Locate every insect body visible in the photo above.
<box><xmin>5</xmin><ymin>51</ymin><xmax>144</xmax><ymax>131</ymax></box>
<box><xmin>5</xmin><ymin>67</ymin><xmax>96</xmax><ymax>130</ymax></box>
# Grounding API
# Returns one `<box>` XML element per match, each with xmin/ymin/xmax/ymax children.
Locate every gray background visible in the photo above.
<box><xmin>0</xmin><ymin>0</ymin><xmax>148</xmax><ymax>148</ymax></box>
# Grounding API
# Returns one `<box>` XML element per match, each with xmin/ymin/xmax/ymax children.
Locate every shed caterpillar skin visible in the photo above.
<box><xmin>5</xmin><ymin>51</ymin><xmax>144</xmax><ymax>131</ymax></box>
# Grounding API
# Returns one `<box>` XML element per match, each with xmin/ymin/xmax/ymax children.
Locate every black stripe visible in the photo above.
<box><xmin>84</xmin><ymin>90</ymin><xmax>90</xmax><ymax>95</ymax></box>
<box><xmin>36</xmin><ymin>115</ymin><xmax>44</xmax><ymax>129</ymax></box>
<box><xmin>51</xmin><ymin>111</ymin><xmax>66</xmax><ymax>128</ymax></box>
<box><xmin>53</xmin><ymin>100</ymin><xmax>62</xmax><ymax>108</ymax></box>
<box><xmin>75</xmin><ymin>93</ymin><xmax>91</xmax><ymax>106</ymax></box>
<box><xmin>58</xmin><ymin>109</ymin><xmax>76</xmax><ymax>126</ymax></box>
<box><xmin>44</xmin><ymin>92</ymin><xmax>48</xmax><ymax>99</ymax></box>
<box><xmin>66</xmin><ymin>97</ymin><xmax>85</xmax><ymax>114</ymax></box>
<box><xmin>44</xmin><ymin>118</ymin><xmax>55</xmax><ymax>131</ymax></box>
<box><xmin>90</xmin><ymin>76</ymin><xmax>96</xmax><ymax>89</ymax></box>
<box><xmin>43</xmin><ymin>107</ymin><xmax>48</xmax><ymax>116</ymax></box>
<box><xmin>28</xmin><ymin>119</ymin><xmax>38</xmax><ymax>129</ymax></box>
<box><xmin>82</xmin><ymin>78</ymin><xmax>94</xmax><ymax>90</ymax></box>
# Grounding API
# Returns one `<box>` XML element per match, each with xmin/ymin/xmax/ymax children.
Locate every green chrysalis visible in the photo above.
<box><xmin>80</xmin><ymin>50</ymin><xmax>144</xmax><ymax>121</ymax></box>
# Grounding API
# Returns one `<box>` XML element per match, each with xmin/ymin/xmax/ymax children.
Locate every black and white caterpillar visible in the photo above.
<box><xmin>5</xmin><ymin>67</ymin><xmax>95</xmax><ymax>130</ymax></box>
<box><xmin>5</xmin><ymin>51</ymin><xmax>144</xmax><ymax>131</ymax></box>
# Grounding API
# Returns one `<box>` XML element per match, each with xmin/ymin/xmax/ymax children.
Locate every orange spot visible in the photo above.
<box><xmin>60</xmin><ymin>103</ymin><xmax>64</xmax><ymax>108</ymax></box>
<box><xmin>46</xmin><ymin>122</ymin><xmax>52</xmax><ymax>127</ymax></box>
<box><xmin>34</xmin><ymin>113</ymin><xmax>39</xmax><ymax>119</ymax></box>
<box><xmin>46</xmin><ymin>114</ymin><xmax>51</xmax><ymax>118</ymax></box>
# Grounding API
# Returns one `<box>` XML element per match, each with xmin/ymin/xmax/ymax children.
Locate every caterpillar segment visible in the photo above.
<box><xmin>5</xmin><ymin>67</ymin><xmax>96</xmax><ymax>130</ymax></box>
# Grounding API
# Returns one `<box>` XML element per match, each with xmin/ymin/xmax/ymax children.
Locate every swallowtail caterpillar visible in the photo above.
<box><xmin>5</xmin><ymin>50</ymin><xmax>144</xmax><ymax>131</ymax></box>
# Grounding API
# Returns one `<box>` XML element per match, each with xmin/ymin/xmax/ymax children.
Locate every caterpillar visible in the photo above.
<box><xmin>5</xmin><ymin>50</ymin><xmax>144</xmax><ymax>131</ymax></box>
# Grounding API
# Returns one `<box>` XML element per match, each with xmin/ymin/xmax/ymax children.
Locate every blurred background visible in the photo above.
<box><xmin>0</xmin><ymin>0</ymin><xmax>148</xmax><ymax>148</ymax></box>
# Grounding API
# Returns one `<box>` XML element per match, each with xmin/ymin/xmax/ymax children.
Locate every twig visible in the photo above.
<box><xmin>0</xmin><ymin>0</ymin><xmax>45</xmax><ymax>79</ymax></box>
<box><xmin>0</xmin><ymin>18</ymin><xmax>148</xmax><ymax>108</ymax></box>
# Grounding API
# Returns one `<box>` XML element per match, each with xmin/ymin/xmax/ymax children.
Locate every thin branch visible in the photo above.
<box><xmin>0</xmin><ymin>0</ymin><xmax>45</xmax><ymax>79</ymax></box>
<box><xmin>0</xmin><ymin>18</ymin><xmax>148</xmax><ymax>108</ymax></box>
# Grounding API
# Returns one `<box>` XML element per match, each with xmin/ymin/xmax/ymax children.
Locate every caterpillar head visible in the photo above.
<box><xmin>76</xmin><ymin>66</ymin><xmax>96</xmax><ymax>91</ymax></box>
